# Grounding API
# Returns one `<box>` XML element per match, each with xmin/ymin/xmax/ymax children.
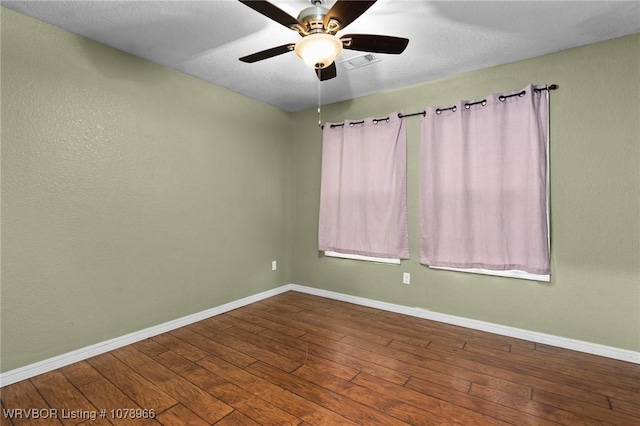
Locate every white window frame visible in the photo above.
<box><xmin>324</xmin><ymin>250</ymin><xmax>401</xmax><ymax>265</ymax></box>
<box><xmin>429</xmin><ymin>266</ymin><xmax>550</xmax><ymax>282</ymax></box>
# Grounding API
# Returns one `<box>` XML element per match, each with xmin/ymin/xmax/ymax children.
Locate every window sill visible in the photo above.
<box><xmin>430</xmin><ymin>266</ymin><xmax>550</xmax><ymax>282</ymax></box>
<box><xmin>324</xmin><ymin>251</ymin><xmax>401</xmax><ymax>265</ymax></box>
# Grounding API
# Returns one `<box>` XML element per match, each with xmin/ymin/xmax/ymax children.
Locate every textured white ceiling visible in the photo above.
<box><xmin>4</xmin><ymin>1</ymin><xmax>640</xmax><ymax>111</ymax></box>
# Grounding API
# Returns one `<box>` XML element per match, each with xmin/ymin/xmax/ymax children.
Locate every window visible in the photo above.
<box><xmin>319</xmin><ymin>114</ymin><xmax>409</xmax><ymax>261</ymax></box>
<box><xmin>419</xmin><ymin>85</ymin><xmax>550</xmax><ymax>281</ymax></box>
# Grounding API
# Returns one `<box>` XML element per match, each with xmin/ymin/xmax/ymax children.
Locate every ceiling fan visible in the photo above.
<box><xmin>238</xmin><ymin>0</ymin><xmax>409</xmax><ymax>81</ymax></box>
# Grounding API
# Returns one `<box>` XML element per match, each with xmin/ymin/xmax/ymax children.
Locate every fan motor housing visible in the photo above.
<box><xmin>297</xmin><ymin>6</ymin><xmax>327</xmax><ymax>33</ymax></box>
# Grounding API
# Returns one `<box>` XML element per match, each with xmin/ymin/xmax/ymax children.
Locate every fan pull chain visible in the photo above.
<box><xmin>317</xmin><ymin>67</ymin><xmax>322</xmax><ymax>127</ymax></box>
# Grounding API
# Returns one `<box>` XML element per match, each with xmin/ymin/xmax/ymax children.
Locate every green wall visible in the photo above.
<box><xmin>1</xmin><ymin>8</ymin><xmax>293</xmax><ymax>372</ymax></box>
<box><xmin>291</xmin><ymin>34</ymin><xmax>640</xmax><ymax>352</ymax></box>
<box><xmin>2</xmin><ymin>7</ymin><xmax>638</xmax><ymax>374</ymax></box>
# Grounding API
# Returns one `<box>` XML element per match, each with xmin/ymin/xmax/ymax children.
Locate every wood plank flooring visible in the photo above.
<box><xmin>2</xmin><ymin>291</ymin><xmax>639</xmax><ymax>425</ymax></box>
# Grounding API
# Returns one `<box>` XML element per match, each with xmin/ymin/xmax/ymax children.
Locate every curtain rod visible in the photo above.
<box><xmin>323</xmin><ymin>84</ymin><xmax>558</xmax><ymax>129</ymax></box>
<box><xmin>397</xmin><ymin>84</ymin><xmax>558</xmax><ymax>119</ymax></box>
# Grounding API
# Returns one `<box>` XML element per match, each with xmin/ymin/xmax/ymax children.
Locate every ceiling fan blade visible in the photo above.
<box><xmin>239</xmin><ymin>44</ymin><xmax>295</xmax><ymax>63</ymax></box>
<box><xmin>323</xmin><ymin>0</ymin><xmax>377</xmax><ymax>31</ymax></box>
<box><xmin>341</xmin><ymin>34</ymin><xmax>409</xmax><ymax>54</ymax></box>
<box><xmin>316</xmin><ymin>62</ymin><xmax>337</xmax><ymax>81</ymax></box>
<box><xmin>238</xmin><ymin>0</ymin><xmax>300</xmax><ymax>30</ymax></box>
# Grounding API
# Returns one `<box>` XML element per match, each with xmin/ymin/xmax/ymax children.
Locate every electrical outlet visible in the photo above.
<box><xmin>272</xmin><ymin>260</ymin><xmax>277</xmax><ymax>271</ymax></box>
<box><xmin>403</xmin><ymin>272</ymin><xmax>410</xmax><ymax>285</ymax></box>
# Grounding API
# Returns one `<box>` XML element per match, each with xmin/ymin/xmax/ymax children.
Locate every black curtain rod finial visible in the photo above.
<box><xmin>534</xmin><ymin>84</ymin><xmax>558</xmax><ymax>92</ymax></box>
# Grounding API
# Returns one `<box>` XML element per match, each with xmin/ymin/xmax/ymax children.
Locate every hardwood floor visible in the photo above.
<box><xmin>2</xmin><ymin>291</ymin><xmax>639</xmax><ymax>425</ymax></box>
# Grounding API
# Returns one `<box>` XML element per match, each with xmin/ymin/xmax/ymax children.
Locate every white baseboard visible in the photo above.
<box><xmin>0</xmin><ymin>286</ymin><xmax>290</xmax><ymax>387</ymax></box>
<box><xmin>288</xmin><ymin>284</ymin><xmax>640</xmax><ymax>364</ymax></box>
<box><xmin>2</xmin><ymin>283</ymin><xmax>638</xmax><ymax>387</ymax></box>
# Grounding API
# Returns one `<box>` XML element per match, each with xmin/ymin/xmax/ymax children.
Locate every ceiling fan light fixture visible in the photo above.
<box><xmin>294</xmin><ymin>33</ymin><xmax>343</xmax><ymax>69</ymax></box>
